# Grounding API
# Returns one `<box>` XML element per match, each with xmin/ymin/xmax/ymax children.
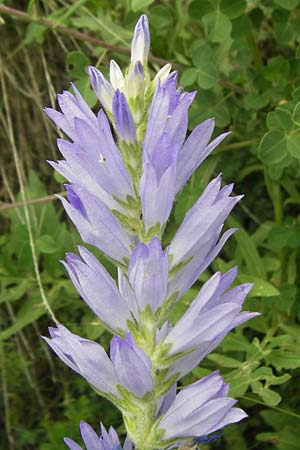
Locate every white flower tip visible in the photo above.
<box><xmin>154</xmin><ymin>63</ymin><xmax>172</xmax><ymax>85</ymax></box>
<box><xmin>110</xmin><ymin>60</ymin><xmax>125</xmax><ymax>90</ymax></box>
<box><xmin>131</xmin><ymin>14</ymin><xmax>150</xmax><ymax>64</ymax></box>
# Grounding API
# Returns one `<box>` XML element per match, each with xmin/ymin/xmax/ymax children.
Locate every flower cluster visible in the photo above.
<box><xmin>44</xmin><ymin>15</ymin><xmax>258</xmax><ymax>450</ymax></box>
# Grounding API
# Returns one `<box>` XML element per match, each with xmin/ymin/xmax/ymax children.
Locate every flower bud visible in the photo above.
<box><xmin>110</xmin><ymin>60</ymin><xmax>125</xmax><ymax>91</ymax></box>
<box><xmin>89</xmin><ymin>66</ymin><xmax>114</xmax><ymax>113</ymax></box>
<box><xmin>131</xmin><ymin>15</ymin><xmax>150</xmax><ymax>65</ymax></box>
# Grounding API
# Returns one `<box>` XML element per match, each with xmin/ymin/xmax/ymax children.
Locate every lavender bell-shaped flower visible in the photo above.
<box><xmin>167</xmin><ymin>175</ymin><xmax>242</xmax><ymax>300</ymax></box>
<box><xmin>140</xmin><ymin>133</ymin><xmax>177</xmax><ymax>233</ymax></box>
<box><xmin>62</xmin><ymin>246</ymin><xmax>133</xmax><ymax>333</ymax></box>
<box><xmin>59</xmin><ymin>184</ymin><xmax>133</xmax><ymax>265</ymax></box>
<box><xmin>43</xmin><ymin>324</ymin><xmax>120</xmax><ymax>399</ymax></box>
<box><xmin>44</xmin><ymin>84</ymin><xmax>97</xmax><ymax>142</ymax></box>
<box><xmin>128</xmin><ymin>237</ymin><xmax>169</xmax><ymax>313</ymax></box>
<box><xmin>64</xmin><ymin>421</ymin><xmax>133</xmax><ymax>450</ymax></box>
<box><xmin>110</xmin><ymin>333</ymin><xmax>153</xmax><ymax>397</ymax></box>
<box><xmin>157</xmin><ymin>372</ymin><xmax>247</xmax><ymax>441</ymax></box>
<box><xmin>163</xmin><ymin>269</ymin><xmax>259</xmax><ymax>378</ymax></box>
<box><xmin>45</xmin><ymin>326</ymin><xmax>154</xmax><ymax>400</ymax></box>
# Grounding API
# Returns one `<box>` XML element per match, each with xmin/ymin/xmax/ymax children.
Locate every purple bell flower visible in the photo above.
<box><xmin>110</xmin><ymin>334</ymin><xmax>153</xmax><ymax>397</ymax></box>
<box><xmin>43</xmin><ymin>324</ymin><xmax>119</xmax><ymax>398</ymax></box>
<box><xmin>175</xmin><ymin>119</ymin><xmax>230</xmax><ymax>193</ymax></box>
<box><xmin>158</xmin><ymin>371</ymin><xmax>247</xmax><ymax>440</ymax></box>
<box><xmin>128</xmin><ymin>237</ymin><xmax>169</xmax><ymax>313</ymax></box>
<box><xmin>164</xmin><ymin>269</ymin><xmax>259</xmax><ymax>377</ymax></box>
<box><xmin>139</xmin><ymin>133</ymin><xmax>177</xmax><ymax>232</ymax></box>
<box><xmin>45</xmin><ymin>326</ymin><xmax>154</xmax><ymax>399</ymax></box>
<box><xmin>62</xmin><ymin>246</ymin><xmax>132</xmax><ymax>333</ymax></box>
<box><xmin>64</xmin><ymin>421</ymin><xmax>133</xmax><ymax>450</ymax></box>
<box><xmin>168</xmin><ymin>175</ymin><xmax>242</xmax><ymax>300</ymax></box>
<box><xmin>59</xmin><ymin>184</ymin><xmax>133</xmax><ymax>265</ymax></box>
<box><xmin>44</xmin><ymin>84</ymin><xmax>97</xmax><ymax>142</ymax></box>
<box><xmin>48</xmin><ymin>109</ymin><xmax>134</xmax><ymax>213</ymax></box>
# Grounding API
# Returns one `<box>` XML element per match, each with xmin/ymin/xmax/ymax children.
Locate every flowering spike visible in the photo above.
<box><xmin>44</xmin><ymin>13</ymin><xmax>258</xmax><ymax>450</ymax></box>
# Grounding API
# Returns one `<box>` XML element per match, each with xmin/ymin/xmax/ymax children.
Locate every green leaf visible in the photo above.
<box><xmin>231</xmin><ymin>13</ymin><xmax>252</xmax><ymax>38</ymax></box>
<box><xmin>25</xmin><ymin>23</ymin><xmax>47</xmax><ymax>44</ymax></box>
<box><xmin>131</xmin><ymin>0</ymin><xmax>155</xmax><ymax>11</ymax></box>
<box><xmin>52</xmin><ymin>0</ymin><xmax>88</xmax><ymax>27</ymax></box>
<box><xmin>188</xmin><ymin>0</ymin><xmax>214</xmax><ymax>20</ymax></box>
<box><xmin>267</xmin><ymin>225</ymin><xmax>291</xmax><ymax>250</ymax></box>
<box><xmin>197</xmin><ymin>63</ymin><xmax>219</xmax><ymax>89</ymax></box>
<box><xmin>0</xmin><ymin>298</ymin><xmax>45</xmax><ymax>341</ymax></box>
<box><xmin>203</xmin><ymin>11</ymin><xmax>232</xmax><ymax>43</ymax></box>
<box><xmin>267</xmin><ymin>107</ymin><xmax>293</xmax><ymax>131</ymax></box>
<box><xmin>180</xmin><ymin>68</ymin><xmax>198</xmax><ymax>87</ymax></box>
<box><xmin>227</xmin><ymin>216</ymin><xmax>266</xmax><ymax>278</ymax></box>
<box><xmin>207</xmin><ymin>353</ymin><xmax>243</xmax><ymax>368</ymax></box>
<box><xmin>36</xmin><ymin>235</ymin><xmax>59</xmax><ymax>254</ymax></box>
<box><xmin>54</xmin><ymin>170</ymin><xmax>66</xmax><ymax>183</ymax></box>
<box><xmin>66</xmin><ymin>51</ymin><xmax>89</xmax><ymax>79</ymax></box>
<box><xmin>273</xmin><ymin>9</ymin><xmax>296</xmax><ymax>45</ymax></box>
<box><xmin>292</xmin><ymin>101</ymin><xmax>300</xmax><ymax>126</ymax></box>
<box><xmin>251</xmin><ymin>381</ymin><xmax>282</xmax><ymax>406</ymax></box>
<box><xmin>244</xmin><ymin>92</ymin><xmax>269</xmax><ymax>110</ymax></box>
<box><xmin>0</xmin><ymin>280</ymin><xmax>31</xmax><ymax>304</ymax></box>
<box><xmin>261</xmin><ymin>257</ymin><xmax>281</xmax><ymax>272</ymax></box>
<box><xmin>287</xmin><ymin>130</ymin><xmax>300</xmax><ymax>159</ymax></box>
<box><xmin>258</xmin><ymin>130</ymin><xmax>287</xmax><ymax>165</ymax></box>
<box><xmin>212</xmin><ymin>103</ymin><xmax>230</xmax><ymax>127</ymax></box>
<box><xmin>220</xmin><ymin>0</ymin><xmax>246</xmax><ymax>19</ymax></box>
<box><xmin>150</xmin><ymin>6</ymin><xmax>172</xmax><ymax>29</ymax></box>
<box><xmin>192</xmin><ymin>41</ymin><xmax>213</xmax><ymax>67</ymax></box>
<box><xmin>274</xmin><ymin>0</ymin><xmax>299</xmax><ymax>10</ymax></box>
<box><xmin>265</xmin><ymin>56</ymin><xmax>290</xmax><ymax>85</ymax></box>
<box><xmin>224</xmin><ymin>361</ymin><xmax>260</xmax><ymax>396</ymax></box>
<box><xmin>238</xmin><ymin>274</ymin><xmax>280</xmax><ymax>297</ymax></box>
<box><xmin>265</xmin><ymin>350</ymin><xmax>300</xmax><ymax>370</ymax></box>
<box><xmin>74</xmin><ymin>77</ymin><xmax>97</xmax><ymax>108</ymax></box>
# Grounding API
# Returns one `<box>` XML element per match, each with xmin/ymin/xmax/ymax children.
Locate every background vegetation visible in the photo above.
<box><xmin>1</xmin><ymin>0</ymin><xmax>300</xmax><ymax>449</ymax></box>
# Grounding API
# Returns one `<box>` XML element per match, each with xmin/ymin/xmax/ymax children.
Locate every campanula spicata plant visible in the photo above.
<box><xmin>44</xmin><ymin>15</ymin><xmax>258</xmax><ymax>450</ymax></box>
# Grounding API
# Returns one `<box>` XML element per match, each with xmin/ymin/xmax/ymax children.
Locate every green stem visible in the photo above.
<box><xmin>247</xmin><ymin>32</ymin><xmax>263</xmax><ymax>72</ymax></box>
<box><xmin>264</xmin><ymin>171</ymin><xmax>284</xmax><ymax>282</ymax></box>
<box><xmin>242</xmin><ymin>396</ymin><xmax>300</xmax><ymax>419</ymax></box>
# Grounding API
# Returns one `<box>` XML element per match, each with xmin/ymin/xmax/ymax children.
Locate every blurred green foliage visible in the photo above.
<box><xmin>1</xmin><ymin>0</ymin><xmax>300</xmax><ymax>449</ymax></box>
